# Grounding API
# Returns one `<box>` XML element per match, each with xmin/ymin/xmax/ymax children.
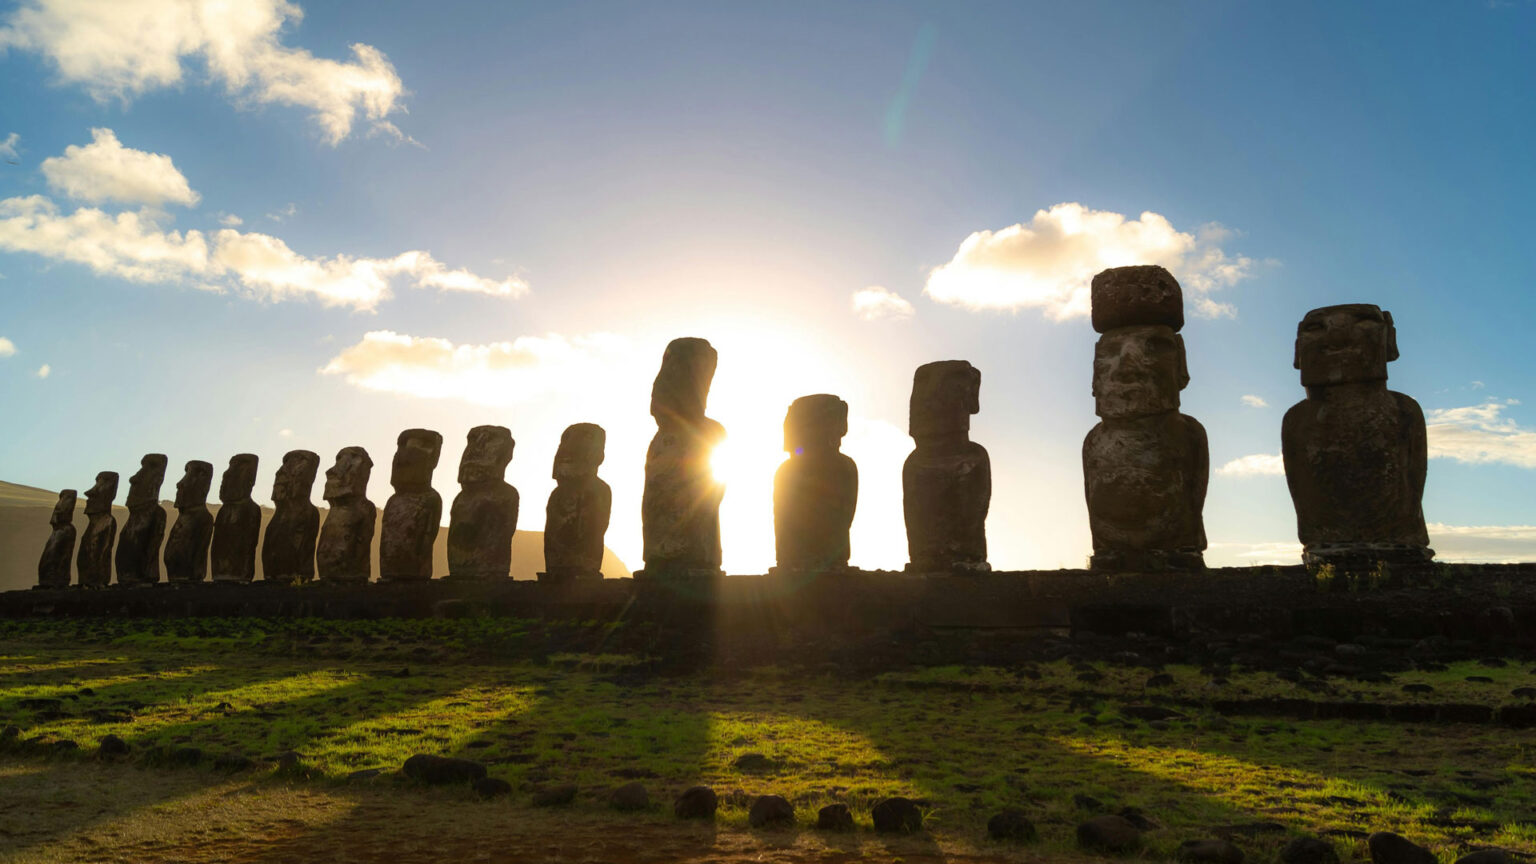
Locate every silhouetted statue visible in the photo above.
<box><xmin>904</xmin><ymin>361</ymin><xmax>990</xmax><ymax>572</ymax></box>
<box><xmin>380</xmin><ymin>429</ymin><xmax>444</xmax><ymax>582</ymax></box>
<box><xmin>641</xmin><ymin>338</ymin><xmax>727</xmax><ymax>578</ymax></box>
<box><xmin>1083</xmin><ymin>265</ymin><xmax>1208</xmax><ymax>571</ymax></box>
<box><xmin>447</xmin><ymin>425</ymin><xmax>519</xmax><ymax>581</ymax></box>
<box><xmin>262</xmin><ymin>450</ymin><xmax>321</xmax><ymax>583</ymax></box>
<box><xmin>541</xmin><ymin>423</ymin><xmax>611</xmax><ymax>582</ymax></box>
<box><xmin>1283</xmin><ymin>304</ymin><xmax>1432</xmax><ymax>570</ymax></box>
<box><xmin>210</xmin><ymin>454</ymin><xmax>261</xmax><ymax>583</ymax></box>
<box><xmin>76</xmin><ymin>471</ymin><xmax>118</xmax><ymax>588</ymax></box>
<box><xmin>774</xmin><ymin>395</ymin><xmax>857</xmax><ymax>573</ymax></box>
<box><xmin>317</xmin><ymin>446</ymin><xmax>375</xmax><ymax>583</ymax></box>
<box><xmin>36</xmin><ymin>489</ymin><xmax>76</xmax><ymax>589</ymax></box>
<box><xmin>164</xmin><ymin>460</ymin><xmax>214</xmax><ymax>583</ymax></box>
<box><xmin>114</xmin><ymin>453</ymin><xmax>168</xmax><ymax>586</ymax></box>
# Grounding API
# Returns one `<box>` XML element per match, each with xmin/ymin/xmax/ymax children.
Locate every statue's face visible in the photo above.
<box><xmin>324</xmin><ymin>447</ymin><xmax>372</xmax><ymax>501</ymax></box>
<box><xmin>272</xmin><ymin>450</ymin><xmax>320</xmax><ymax>502</ymax></box>
<box><xmin>909</xmin><ymin>361</ymin><xmax>980</xmax><ymax>440</ymax></box>
<box><xmin>784</xmin><ymin>394</ymin><xmax>847</xmax><ymax>454</ymax></box>
<box><xmin>218</xmin><ymin>455</ymin><xmax>258</xmax><ymax>503</ymax></box>
<box><xmin>83</xmin><ymin>471</ymin><xmax>118</xmax><ymax>515</ymax></box>
<box><xmin>650</xmin><ymin>338</ymin><xmax>717</xmax><ymax>423</ymax></box>
<box><xmin>174</xmin><ymin>461</ymin><xmax>213</xmax><ymax>509</ymax></box>
<box><xmin>553</xmin><ymin>423</ymin><xmax>605</xmax><ymax>481</ymax></box>
<box><xmin>459</xmin><ymin>425</ymin><xmax>513</xmax><ymax>485</ymax></box>
<box><xmin>391</xmin><ymin>430</ymin><xmax>442</xmax><ymax>490</ymax></box>
<box><xmin>1092</xmin><ymin>325</ymin><xmax>1187</xmax><ymax>419</ymax></box>
<box><xmin>51</xmin><ymin>490</ymin><xmax>76</xmax><ymax>526</ymax></box>
<box><xmin>125</xmin><ymin>454</ymin><xmax>168</xmax><ymax>507</ymax></box>
<box><xmin>1295</xmin><ymin>304</ymin><xmax>1397</xmax><ymax>387</ymax></box>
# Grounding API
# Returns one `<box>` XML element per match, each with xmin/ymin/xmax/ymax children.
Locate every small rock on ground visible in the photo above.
<box><xmin>987</xmin><ymin>809</ymin><xmax>1036</xmax><ymax>842</ymax></box>
<box><xmin>1179</xmin><ymin>839</ymin><xmax>1245</xmax><ymax>864</ymax></box>
<box><xmin>815</xmin><ymin>803</ymin><xmax>853</xmax><ymax>831</ymax></box>
<box><xmin>732</xmin><ymin>752</ymin><xmax>775</xmax><ymax>771</ymax></box>
<box><xmin>748</xmin><ymin>795</ymin><xmax>795</xmax><ymax>828</ymax></box>
<box><xmin>1454</xmin><ymin>851</ymin><xmax>1512</xmax><ymax>864</ymax></box>
<box><xmin>531</xmin><ymin>784</ymin><xmax>578</xmax><ymax>807</ymax></box>
<box><xmin>871</xmin><ymin>797</ymin><xmax>923</xmax><ymax>834</ymax></box>
<box><xmin>1077</xmin><ymin>815</ymin><xmax>1142</xmax><ymax>854</ymax></box>
<box><xmin>1368</xmin><ymin>832</ymin><xmax>1437</xmax><ymax>864</ymax></box>
<box><xmin>610</xmin><ymin>781</ymin><xmax>649</xmax><ymax>811</ymax></box>
<box><xmin>1281</xmin><ymin>837</ymin><xmax>1340</xmax><ymax>864</ymax></box>
<box><xmin>97</xmin><ymin>734</ymin><xmax>130</xmax><ymax>757</ymax></box>
<box><xmin>402</xmin><ymin>754</ymin><xmax>486</xmax><ymax>785</ymax></box>
<box><xmin>673</xmin><ymin>785</ymin><xmax>717</xmax><ymax>819</ymax></box>
<box><xmin>472</xmin><ymin>777</ymin><xmax>511</xmax><ymax>799</ymax></box>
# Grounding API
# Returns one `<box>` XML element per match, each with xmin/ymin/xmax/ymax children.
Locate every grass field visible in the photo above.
<box><xmin>0</xmin><ymin>618</ymin><xmax>1533</xmax><ymax>863</ymax></box>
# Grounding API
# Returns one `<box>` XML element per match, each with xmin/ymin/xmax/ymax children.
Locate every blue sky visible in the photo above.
<box><xmin>2</xmin><ymin>0</ymin><xmax>1534</xmax><ymax>572</ymax></box>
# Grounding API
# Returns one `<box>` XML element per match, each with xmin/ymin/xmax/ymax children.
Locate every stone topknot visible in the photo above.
<box><xmin>1090</xmin><ymin>265</ymin><xmax>1183</xmax><ymax>334</ymax></box>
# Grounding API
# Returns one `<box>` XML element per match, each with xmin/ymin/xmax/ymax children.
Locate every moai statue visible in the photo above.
<box><xmin>447</xmin><ymin>426</ymin><xmax>520</xmax><ymax>580</ymax></box>
<box><xmin>76</xmin><ymin>472</ymin><xmax>118</xmax><ymax>588</ymax></box>
<box><xmin>210</xmin><ymin>454</ymin><xmax>261</xmax><ymax>583</ymax></box>
<box><xmin>1283</xmin><ymin>304</ymin><xmax>1432</xmax><ymax>570</ymax></box>
<box><xmin>541</xmin><ymin>423</ymin><xmax>612</xmax><ymax>582</ymax></box>
<box><xmin>114</xmin><ymin>453</ymin><xmax>168</xmax><ymax>586</ymax></box>
<box><xmin>36</xmin><ymin>490</ymin><xmax>77</xmax><ymax>589</ymax></box>
<box><xmin>774</xmin><ymin>395</ymin><xmax>858</xmax><ymax>573</ymax></box>
<box><xmin>380</xmin><ymin>429</ymin><xmax>444</xmax><ymax>582</ymax></box>
<box><xmin>1082</xmin><ymin>265</ymin><xmax>1208</xmax><ymax>571</ymax></box>
<box><xmin>262</xmin><ymin>450</ymin><xmax>321</xmax><ymax>583</ymax></box>
<box><xmin>640</xmin><ymin>338</ymin><xmax>726</xmax><ymax>577</ymax></box>
<box><xmin>904</xmin><ymin>362</ymin><xmax>990</xmax><ymax>572</ymax></box>
<box><xmin>317</xmin><ymin>446</ymin><xmax>375</xmax><ymax>583</ymax></box>
<box><xmin>164</xmin><ymin>460</ymin><xmax>215</xmax><ymax>583</ymax></box>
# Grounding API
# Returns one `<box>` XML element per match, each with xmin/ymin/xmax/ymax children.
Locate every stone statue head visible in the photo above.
<box><xmin>1092</xmin><ymin>325</ymin><xmax>1189</xmax><ymax>419</ymax></box>
<box><xmin>219</xmin><ymin>454</ymin><xmax>259</xmax><ymax>504</ymax></box>
<box><xmin>650</xmin><ymin>337</ymin><xmax>717</xmax><ymax>424</ymax></box>
<box><xmin>1091</xmin><ymin>265</ymin><xmax>1184</xmax><ymax>334</ymax></box>
<box><xmin>909</xmin><ymin>360</ymin><xmax>980</xmax><ymax>441</ymax></box>
<box><xmin>125</xmin><ymin>453</ymin><xmax>169</xmax><ymax>508</ymax></box>
<box><xmin>271</xmin><ymin>450</ymin><xmax>320</xmax><ymax>503</ymax></box>
<box><xmin>174</xmin><ymin>461</ymin><xmax>213</xmax><ymax>509</ymax></box>
<box><xmin>785</xmin><ymin>394</ymin><xmax>848</xmax><ymax>454</ymax></box>
<box><xmin>324</xmin><ymin>446</ymin><xmax>373</xmax><ymax>501</ymax></box>
<box><xmin>458</xmin><ymin>425</ymin><xmax>513</xmax><ymax>485</ymax></box>
<box><xmin>553</xmin><ymin>423</ymin><xmax>605</xmax><ymax>482</ymax></box>
<box><xmin>1294</xmin><ymin>303</ymin><xmax>1399</xmax><ymax>388</ymax></box>
<box><xmin>83</xmin><ymin>471</ymin><xmax>118</xmax><ymax>516</ymax></box>
<box><xmin>391</xmin><ymin>429</ymin><xmax>443</xmax><ymax>491</ymax></box>
<box><xmin>51</xmin><ymin>489</ymin><xmax>77</xmax><ymax>527</ymax></box>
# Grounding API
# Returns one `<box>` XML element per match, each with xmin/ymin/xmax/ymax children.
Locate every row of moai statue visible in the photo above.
<box><xmin>37</xmin><ymin>423</ymin><xmax>614</xmax><ymax>588</ymax></box>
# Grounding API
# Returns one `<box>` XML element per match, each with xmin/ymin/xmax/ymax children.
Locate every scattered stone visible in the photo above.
<box><xmin>472</xmin><ymin>777</ymin><xmax>512</xmax><ymax>799</ymax></box>
<box><xmin>732</xmin><ymin>752</ymin><xmax>775</xmax><ymax>772</ymax></box>
<box><xmin>448</xmin><ymin>426</ymin><xmax>520</xmax><ymax>580</ymax></box>
<box><xmin>1073</xmin><ymin>793</ymin><xmax>1106</xmax><ymax>812</ymax></box>
<box><xmin>1122</xmin><ymin>705</ymin><xmax>1184</xmax><ymax>722</ymax></box>
<box><xmin>1076</xmin><ymin>815</ymin><xmax>1142</xmax><ymax>854</ymax></box>
<box><xmin>1512</xmin><ymin>687</ymin><xmax>1536</xmax><ymax>699</ymax></box>
<box><xmin>262</xmin><ymin>450</ymin><xmax>321</xmax><ymax>583</ymax></box>
<box><xmin>986</xmin><ymin>809</ymin><xmax>1037</xmax><ymax>842</ymax></box>
<box><xmin>1454</xmin><ymin>850</ymin><xmax>1512</xmax><ymax>864</ymax></box>
<box><xmin>531</xmin><ymin>784</ymin><xmax>578</xmax><ymax>807</ymax></box>
<box><xmin>97</xmin><ymin>734</ymin><xmax>130</xmax><ymax>757</ymax></box>
<box><xmin>1402</xmin><ymin>683</ymin><xmax>1434</xmax><ymax>694</ymax></box>
<box><xmin>380</xmin><ymin>429</ymin><xmax>444</xmax><ymax>582</ymax></box>
<box><xmin>673</xmin><ymin>785</ymin><xmax>717</xmax><ymax>819</ymax></box>
<box><xmin>610</xmin><ymin>781</ymin><xmax>650</xmax><ymax>811</ymax></box>
<box><xmin>542</xmin><ymin>423</ymin><xmax>611</xmax><ymax>582</ymax></box>
<box><xmin>1179</xmin><ymin>839</ymin><xmax>1245</xmax><ymax>864</ymax></box>
<box><xmin>1117</xmin><ymin>806</ymin><xmax>1159</xmax><ymax>831</ymax></box>
<box><xmin>49</xmin><ymin>739</ymin><xmax>79</xmax><ymax>753</ymax></box>
<box><xmin>774</xmin><ymin>395</ymin><xmax>857</xmax><ymax>573</ymax></box>
<box><xmin>402</xmin><ymin>754</ymin><xmax>486</xmax><ymax>785</ymax></box>
<box><xmin>165</xmin><ymin>461</ymin><xmax>214</xmax><ymax>583</ymax></box>
<box><xmin>274</xmin><ymin>751</ymin><xmax>302</xmax><ymax>772</ymax></box>
<box><xmin>815</xmin><ymin>803</ymin><xmax>854</xmax><ymax>831</ymax></box>
<box><xmin>1281</xmin><ymin>837</ymin><xmax>1340</xmax><ymax>864</ymax></box>
<box><xmin>210</xmin><ymin>454</ymin><xmax>261</xmax><ymax>583</ymax></box>
<box><xmin>1465</xmin><ymin>676</ymin><xmax>1495</xmax><ymax>684</ymax></box>
<box><xmin>748</xmin><ymin>794</ymin><xmax>795</xmax><ymax>828</ymax></box>
<box><xmin>36</xmin><ymin>489</ymin><xmax>77</xmax><ymax>588</ymax></box>
<box><xmin>346</xmin><ymin>768</ymin><xmax>382</xmax><ymax>782</ymax></box>
<box><xmin>1367</xmin><ymin>831</ymin><xmax>1436</xmax><ymax>864</ymax></box>
<box><xmin>904</xmin><ymin>360</ymin><xmax>991</xmax><ymax>572</ymax></box>
<box><xmin>871</xmin><ymin>797</ymin><xmax>923</xmax><ymax>834</ymax></box>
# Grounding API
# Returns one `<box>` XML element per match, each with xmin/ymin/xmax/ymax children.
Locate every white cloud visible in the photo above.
<box><xmin>0</xmin><ymin>0</ymin><xmax>406</xmax><ymax>145</ymax></box>
<box><xmin>320</xmin><ymin>330</ymin><xmax>627</xmax><ymax>404</ymax></box>
<box><xmin>924</xmin><ymin>203</ymin><xmax>1259</xmax><ymax>320</ymax></box>
<box><xmin>1426</xmin><ymin>400</ymin><xmax>1536</xmax><ymax>469</ymax></box>
<box><xmin>40</xmin><ymin>128</ymin><xmax>199</xmax><ymax>207</ymax></box>
<box><xmin>267</xmin><ymin>203</ymin><xmax>297</xmax><ymax>222</ymax></box>
<box><xmin>1206</xmin><ymin>540</ymin><xmax>1303</xmax><ymax>566</ymax></box>
<box><xmin>217</xmin><ymin>213</ymin><xmax>243</xmax><ymax>227</ymax></box>
<box><xmin>0</xmin><ymin>132</ymin><xmax>18</xmax><ymax>160</ymax></box>
<box><xmin>35</xmin><ymin>363</ymin><xmax>49</xmax><ymax>378</ymax></box>
<box><xmin>0</xmin><ymin>336</ymin><xmax>15</xmax><ymax>357</ymax></box>
<box><xmin>1216</xmin><ymin>452</ymin><xmax>1285</xmax><ymax>477</ymax></box>
<box><xmin>1241</xmin><ymin>394</ymin><xmax>1268</xmax><ymax>409</ymax></box>
<box><xmin>1427</xmin><ymin>523</ymin><xmax>1536</xmax><ymax>564</ymax></box>
<box><xmin>851</xmin><ymin>285</ymin><xmax>915</xmax><ymax>321</ymax></box>
<box><xmin>0</xmin><ymin>195</ymin><xmax>213</xmax><ymax>283</ymax></box>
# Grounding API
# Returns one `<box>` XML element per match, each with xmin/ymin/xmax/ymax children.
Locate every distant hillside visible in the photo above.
<box><xmin>0</xmin><ymin>480</ymin><xmax>629</xmax><ymax>592</ymax></box>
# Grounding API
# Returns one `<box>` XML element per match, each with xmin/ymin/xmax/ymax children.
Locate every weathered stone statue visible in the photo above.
<box><xmin>164</xmin><ymin>460</ymin><xmax>214</xmax><ymax>583</ymax></box>
<box><xmin>317</xmin><ymin>446</ymin><xmax>375</xmax><ymax>583</ymax></box>
<box><xmin>447</xmin><ymin>426</ymin><xmax>519</xmax><ymax>581</ymax></box>
<box><xmin>1283</xmin><ymin>304</ymin><xmax>1432</xmax><ymax>570</ymax></box>
<box><xmin>640</xmin><ymin>338</ymin><xmax>726</xmax><ymax>578</ymax></box>
<box><xmin>774</xmin><ymin>395</ymin><xmax>857</xmax><ymax>573</ymax></box>
<box><xmin>1082</xmin><ymin>265</ymin><xmax>1208</xmax><ymax>571</ymax></box>
<box><xmin>904</xmin><ymin>361</ymin><xmax>990</xmax><ymax>572</ymax></box>
<box><xmin>210</xmin><ymin>454</ymin><xmax>261</xmax><ymax>583</ymax></box>
<box><xmin>36</xmin><ymin>489</ymin><xmax>76</xmax><ymax>588</ymax></box>
<box><xmin>114</xmin><ymin>453</ymin><xmax>168</xmax><ymax>586</ymax></box>
<box><xmin>380</xmin><ymin>429</ymin><xmax>444</xmax><ymax>582</ymax></box>
<box><xmin>541</xmin><ymin>423</ymin><xmax>611</xmax><ymax>582</ymax></box>
<box><xmin>76</xmin><ymin>472</ymin><xmax>118</xmax><ymax>588</ymax></box>
<box><xmin>261</xmin><ymin>450</ymin><xmax>321</xmax><ymax>583</ymax></box>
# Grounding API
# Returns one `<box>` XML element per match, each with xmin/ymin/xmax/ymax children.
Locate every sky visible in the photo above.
<box><xmin>2</xmin><ymin>0</ymin><xmax>1535</xmax><ymax>573</ymax></box>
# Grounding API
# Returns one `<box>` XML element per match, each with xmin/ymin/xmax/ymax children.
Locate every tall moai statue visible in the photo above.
<box><xmin>36</xmin><ymin>489</ymin><xmax>77</xmax><ymax>589</ymax></box>
<box><xmin>1083</xmin><ymin>265</ymin><xmax>1208</xmax><ymax>571</ymax></box>
<box><xmin>640</xmin><ymin>337</ymin><xmax>726</xmax><ymax>577</ymax></box>
<box><xmin>541</xmin><ymin>423</ymin><xmax>611</xmax><ymax>582</ymax></box>
<box><xmin>164</xmin><ymin>460</ymin><xmax>215</xmax><ymax>583</ymax></box>
<box><xmin>317</xmin><ymin>446</ymin><xmax>375</xmax><ymax>583</ymax></box>
<box><xmin>262</xmin><ymin>450</ymin><xmax>321</xmax><ymax>583</ymax></box>
<box><xmin>114</xmin><ymin>453</ymin><xmax>168</xmax><ymax>586</ymax></box>
<box><xmin>76</xmin><ymin>471</ymin><xmax>118</xmax><ymax>588</ymax></box>
<box><xmin>210</xmin><ymin>454</ymin><xmax>261</xmax><ymax>583</ymax></box>
<box><xmin>1282</xmin><ymin>304</ymin><xmax>1432</xmax><ymax>570</ymax></box>
<box><xmin>774</xmin><ymin>395</ymin><xmax>858</xmax><ymax>573</ymax></box>
<box><xmin>380</xmin><ymin>429</ymin><xmax>444</xmax><ymax>582</ymax></box>
<box><xmin>447</xmin><ymin>425</ymin><xmax>519</xmax><ymax>580</ymax></box>
<box><xmin>904</xmin><ymin>361</ymin><xmax>990</xmax><ymax>573</ymax></box>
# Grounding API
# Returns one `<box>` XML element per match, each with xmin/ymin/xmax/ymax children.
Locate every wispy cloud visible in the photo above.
<box><xmin>851</xmin><ymin>285</ymin><xmax>915</xmax><ymax>321</ymax></box>
<box><xmin>925</xmin><ymin>203</ymin><xmax>1261</xmax><ymax>320</ymax></box>
<box><xmin>1426</xmin><ymin>399</ymin><xmax>1536</xmax><ymax>469</ymax></box>
<box><xmin>1216</xmin><ymin>452</ymin><xmax>1285</xmax><ymax>477</ymax></box>
<box><xmin>1241</xmin><ymin>394</ymin><xmax>1268</xmax><ymax>409</ymax></box>
<box><xmin>0</xmin><ymin>132</ymin><xmax>18</xmax><ymax>161</ymax></box>
<box><xmin>35</xmin><ymin>363</ymin><xmax>49</xmax><ymax>379</ymax></box>
<box><xmin>41</xmin><ymin>128</ymin><xmax>200</xmax><ymax>207</ymax></box>
<box><xmin>217</xmin><ymin>213</ymin><xmax>243</xmax><ymax>228</ymax></box>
